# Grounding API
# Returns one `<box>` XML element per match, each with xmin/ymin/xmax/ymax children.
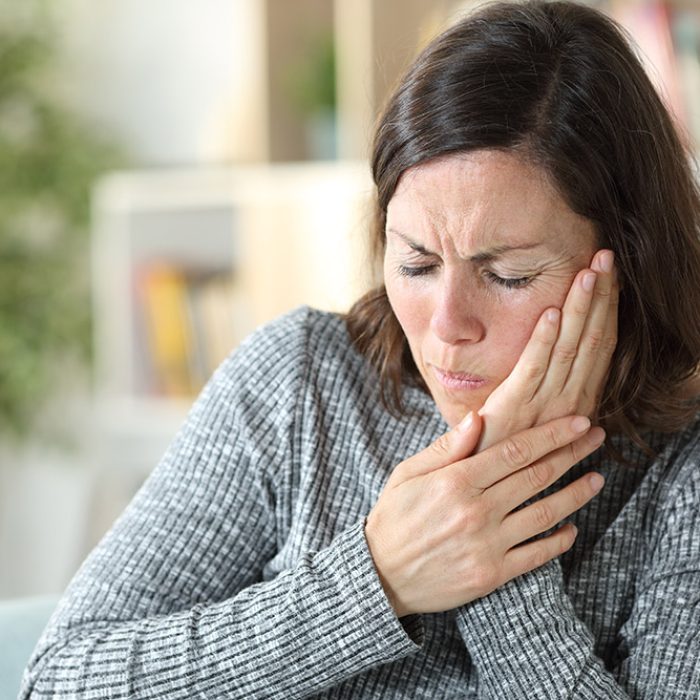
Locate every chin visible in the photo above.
<box><xmin>435</xmin><ymin>398</ymin><xmax>485</xmax><ymax>429</ymax></box>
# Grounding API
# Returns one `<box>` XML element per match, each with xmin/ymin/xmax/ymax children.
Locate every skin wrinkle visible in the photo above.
<box><xmin>388</xmin><ymin>229</ymin><xmax>578</xmax><ymax>281</ymax></box>
<box><xmin>384</xmin><ymin>150</ymin><xmax>597</xmax><ymax>428</ymax></box>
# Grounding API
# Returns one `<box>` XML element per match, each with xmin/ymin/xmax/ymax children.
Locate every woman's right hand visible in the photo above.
<box><xmin>364</xmin><ymin>412</ymin><xmax>605</xmax><ymax>618</ymax></box>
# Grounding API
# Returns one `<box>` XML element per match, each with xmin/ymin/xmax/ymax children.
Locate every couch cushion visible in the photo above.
<box><xmin>0</xmin><ymin>596</ymin><xmax>59</xmax><ymax>698</ymax></box>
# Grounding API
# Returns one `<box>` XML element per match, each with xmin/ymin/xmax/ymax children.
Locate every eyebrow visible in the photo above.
<box><xmin>386</xmin><ymin>227</ymin><xmax>543</xmax><ymax>262</ymax></box>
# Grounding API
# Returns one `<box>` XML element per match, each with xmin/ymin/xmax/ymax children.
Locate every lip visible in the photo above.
<box><xmin>432</xmin><ymin>365</ymin><xmax>488</xmax><ymax>391</ymax></box>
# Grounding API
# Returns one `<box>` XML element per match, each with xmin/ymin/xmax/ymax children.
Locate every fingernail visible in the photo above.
<box><xmin>458</xmin><ymin>411</ymin><xmax>474</xmax><ymax>433</ymax></box>
<box><xmin>546</xmin><ymin>308</ymin><xmax>560</xmax><ymax>324</ymax></box>
<box><xmin>583</xmin><ymin>272</ymin><xmax>596</xmax><ymax>292</ymax></box>
<box><xmin>587</xmin><ymin>426</ymin><xmax>606</xmax><ymax>445</ymax></box>
<box><xmin>590</xmin><ymin>473</ymin><xmax>605</xmax><ymax>491</ymax></box>
<box><xmin>600</xmin><ymin>251</ymin><xmax>614</xmax><ymax>273</ymax></box>
<box><xmin>571</xmin><ymin>416</ymin><xmax>591</xmax><ymax>433</ymax></box>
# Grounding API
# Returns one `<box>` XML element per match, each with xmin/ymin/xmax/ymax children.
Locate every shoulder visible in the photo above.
<box><xmin>173</xmin><ymin>307</ymin><xmax>363</xmax><ymax>477</ymax></box>
<box><xmin>199</xmin><ymin>304</ymin><xmax>440</xmax><ymax>460</ymax></box>
<box><xmin>643</xmin><ymin>412</ymin><xmax>700</xmax><ymax>520</ymax></box>
<box><xmin>667</xmin><ymin>413</ymin><xmax>700</xmax><ymax>489</ymax></box>
<box><xmin>209</xmin><ymin>304</ymin><xmax>371</xmax><ymax>406</ymax></box>
<box><xmin>223</xmin><ymin>304</ymin><xmax>358</xmax><ymax>372</ymax></box>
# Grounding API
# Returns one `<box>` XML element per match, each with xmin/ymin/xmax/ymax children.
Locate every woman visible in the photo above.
<box><xmin>21</xmin><ymin>1</ymin><xmax>700</xmax><ymax>697</ymax></box>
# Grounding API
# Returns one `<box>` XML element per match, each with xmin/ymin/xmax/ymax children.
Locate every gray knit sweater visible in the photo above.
<box><xmin>20</xmin><ymin>306</ymin><xmax>700</xmax><ymax>698</ymax></box>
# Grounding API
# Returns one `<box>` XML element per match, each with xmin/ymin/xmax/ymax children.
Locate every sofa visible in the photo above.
<box><xmin>0</xmin><ymin>596</ymin><xmax>59</xmax><ymax>700</ymax></box>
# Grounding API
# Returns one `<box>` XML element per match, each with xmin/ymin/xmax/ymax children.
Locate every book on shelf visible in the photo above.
<box><xmin>134</xmin><ymin>262</ymin><xmax>251</xmax><ymax>399</ymax></box>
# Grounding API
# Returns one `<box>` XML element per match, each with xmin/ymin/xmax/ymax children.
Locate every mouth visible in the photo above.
<box><xmin>431</xmin><ymin>365</ymin><xmax>488</xmax><ymax>391</ymax></box>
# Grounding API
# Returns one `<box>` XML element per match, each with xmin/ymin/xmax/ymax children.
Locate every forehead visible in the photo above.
<box><xmin>387</xmin><ymin>150</ymin><xmax>595</xmax><ymax>253</ymax></box>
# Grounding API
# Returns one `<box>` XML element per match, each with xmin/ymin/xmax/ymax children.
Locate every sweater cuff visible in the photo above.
<box><xmin>456</xmin><ymin>559</ymin><xmax>568</xmax><ymax>635</ymax></box>
<box><xmin>456</xmin><ymin>559</ymin><xmax>575</xmax><ymax>650</ymax></box>
<box><xmin>337</xmin><ymin>517</ymin><xmax>424</xmax><ymax>654</ymax></box>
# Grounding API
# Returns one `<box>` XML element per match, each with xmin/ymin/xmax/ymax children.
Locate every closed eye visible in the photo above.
<box><xmin>483</xmin><ymin>271</ymin><xmax>533</xmax><ymax>289</ymax></box>
<box><xmin>398</xmin><ymin>265</ymin><xmax>534</xmax><ymax>289</ymax></box>
<box><xmin>397</xmin><ymin>264</ymin><xmax>436</xmax><ymax>278</ymax></box>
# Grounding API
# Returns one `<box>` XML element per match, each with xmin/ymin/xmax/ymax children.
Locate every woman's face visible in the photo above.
<box><xmin>384</xmin><ymin>150</ymin><xmax>598</xmax><ymax>427</ymax></box>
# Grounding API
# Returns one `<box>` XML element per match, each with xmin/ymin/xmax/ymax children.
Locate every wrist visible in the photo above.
<box><xmin>364</xmin><ymin>516</ymin><xmax>410</xmax><ymax>618</ymax></box>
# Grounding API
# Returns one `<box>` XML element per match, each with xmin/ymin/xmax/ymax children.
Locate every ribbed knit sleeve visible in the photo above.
<box><xmin>456</xmin><ymin>560</ymin><xmax>630</xmax><ymax>698</ymax></box>
<box><xmin>19</xmin><ymin>307</ymin><xmax>421</xmax><ymax>699</ymax></box>
<box><xmin>455</xmin><ymin>453</ymin><xmax>700</xmax><ymax>699</ymax></box>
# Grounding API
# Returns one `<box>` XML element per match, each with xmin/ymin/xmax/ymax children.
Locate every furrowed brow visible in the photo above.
<box><xmin>469</xmin><ymin>243</ymin><xmax>542</xmax><ymax>262</ymax></box>
<box><xmin>387</xmin><ymin>228</ymin><xmax>434</xmax><ymax>255</ymax></box>
<box><xmin>386</xmin><ymin>227</ymin><xmax>543</xmax><ymax>261</ymax></box>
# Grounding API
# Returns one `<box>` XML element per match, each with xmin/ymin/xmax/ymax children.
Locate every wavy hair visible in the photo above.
<box><xmin>343</xmin><ymin>0</ymin><xmax>700</xmax><ymax>457</ymax></box>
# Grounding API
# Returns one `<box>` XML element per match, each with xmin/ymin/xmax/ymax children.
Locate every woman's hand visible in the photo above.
<box><xmin>365</xmin><ymin>412</ymin><xmax>605</xmax><ymax>618</ymax></box>
<box><xmin>475</xmin><ymin>249</ymin><xmax>618</xmax><ymax>453</ymax></box>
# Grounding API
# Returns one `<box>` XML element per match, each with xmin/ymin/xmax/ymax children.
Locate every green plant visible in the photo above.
<box><xmin>0</xmin><ymin>3</ymin><xmax>122</xmax><ymax>443</ymax></box>
<box><xmin>284</xmin><ymin>29</ymin><xmax>336</xmax><ymax>116</ymax></box>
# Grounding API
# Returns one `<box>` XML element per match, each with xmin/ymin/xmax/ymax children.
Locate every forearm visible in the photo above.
<box><xmin>455</xmin><ymin>560</ymin><xmax>629</xmax><ymax>699</ymax></box>
<box><xmin>20</xmin><ymin>519</ymin><xmax>422</xmax><ymax>699</ymax></box>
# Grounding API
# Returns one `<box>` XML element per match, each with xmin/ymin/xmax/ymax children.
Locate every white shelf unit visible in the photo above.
<box><xmin>90</xmin><ymin>162</ymin><xmax>374</xmax><ymax>484</ymax></box>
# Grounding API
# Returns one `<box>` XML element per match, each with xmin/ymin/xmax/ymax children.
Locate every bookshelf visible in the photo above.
<box><xmin>89</xmin><ymin>163</ymin><xmax>373</xmax><ymax>529</ymax></box>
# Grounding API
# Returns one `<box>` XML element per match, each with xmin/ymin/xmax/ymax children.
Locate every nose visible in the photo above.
<box><xmin>429</xmin><ymin>271</ymin><xmax>485</xmax><ymax>345</ymax></box>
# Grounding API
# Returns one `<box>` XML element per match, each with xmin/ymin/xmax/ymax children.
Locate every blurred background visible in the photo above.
<box><xmin>1</xmin><ymin>0</ymin><xmax>698</xmax><ymax>599</ymax></box>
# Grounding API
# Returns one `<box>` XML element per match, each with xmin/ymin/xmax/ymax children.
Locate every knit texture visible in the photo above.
<box><xmin>19</xmin><ymin>305</ymin><xmax>700</xmax><ymax>698</ymax></box>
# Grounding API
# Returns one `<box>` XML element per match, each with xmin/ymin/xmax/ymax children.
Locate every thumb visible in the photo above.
<box><xmin>392</xmin><ymin>410</ymin><xmax>483</xmax><ymax>484</ymax></box>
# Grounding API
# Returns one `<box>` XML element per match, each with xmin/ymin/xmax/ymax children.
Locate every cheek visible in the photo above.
<box><xmin>486</xmin><ymin>280</ymin><xmax>568</xmax><ymax>376</ymax></box>
<box><xmin>385</xmin><ymin>275</ymin><xmax>429</xmax><ymax>341</ymax></box>
<box><xmin>488</xmin><ymin>301</ymin><xmax>542</xmax><ymax>374</ymax></box>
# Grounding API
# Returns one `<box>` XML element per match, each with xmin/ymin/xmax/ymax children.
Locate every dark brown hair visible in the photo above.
<box><xmin>344</xmin><ymin>0</ymin><xmax>700</xmax><ymax>456</ymax></box>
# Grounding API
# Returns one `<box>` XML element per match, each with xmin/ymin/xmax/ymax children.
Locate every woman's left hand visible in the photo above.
<box><xmin>475</xmin><ymin>249</ymin><xmax>618</xmax><ymax>453</ymax></box>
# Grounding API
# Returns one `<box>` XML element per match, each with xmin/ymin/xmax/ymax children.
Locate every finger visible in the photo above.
<box><xmin>497</xmin><ymin>306</ymin><xmax>560</xmax><ymax>403</ymax></box>
<box><xmin>572</xmin><ymin>258</ymin><xmax>619</xmax><ymax>411</ymax></box>
<box><xmin>500</xmin><ymin>522</ymin><xmax>578</xmax><ymax>582</ymax></box>
<box><xmin>564</xmin><ymin>250</ymin><xmax>617</xmax><ymax>399</ymax></box>
<box><xmin>460</xmin><ymin>414</ymin><xmax>592</xmax><ymax>490</ymax></box>
<box><xmin>538</xmin><ymin>267</ymin><xmax>597</xmax><ymax>393</ymax></box>
<box><xmin>484</xmin><ymin>425</ymin><xmax>606</xmax><ymax>516</ymax></box>
<box><xmin>391</xmin><ymin>411</ymin><xmax>483</xmax><ymax>484</ymax></box>
<box><xmin>499</xmin><ymin>469</ymin><xmax>605</xmax><ymax>548</ymax></box>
